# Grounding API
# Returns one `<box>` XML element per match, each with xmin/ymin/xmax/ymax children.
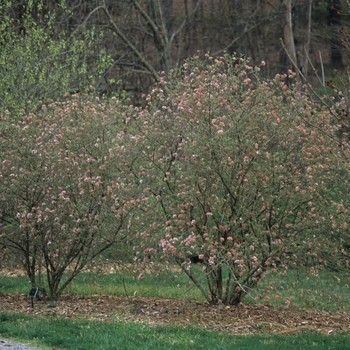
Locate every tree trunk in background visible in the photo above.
<box><xmin>328</xmin><ymin>0</ymin><xmax>343</xmax><ymax>68</ymax></box>
<box><xmin>281</xmin><ymin>0</ymin><xmax>297</xmax><ymax>71</ymax></box>
<box><xmin>146</xmin><ymin>0</ymin><xmax>173</xmax><ymax>74</ymax></box>
<box><xmin>298</xmin><ymin>0</ymin><xmax>312</xmax><ymax>80</ymax></box>
<box><xmin>234</xmin><ymin>0</ymin><xmax>247</xmax><ymax>56</ymax></box>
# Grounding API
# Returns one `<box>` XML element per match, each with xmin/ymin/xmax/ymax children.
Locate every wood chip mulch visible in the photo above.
<box><xmin>1</xmin><ymin>293</ymin><xmax>350</xmax><ymax>335</ymax></box>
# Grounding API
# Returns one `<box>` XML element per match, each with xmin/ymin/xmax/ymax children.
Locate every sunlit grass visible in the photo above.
<box><xmin>0</xmin><ymin>312</ymin><xmax>349</xmax><ymax>350</ymax></box>
<box><xmin>0</xmin><ymin>267</ymin><xmax>206</xmax><ymax>301</ymax></box>
<box><xmin>2</xmin><ymin>266</ymin><xmax>350</xmax><ymax>312</ymax></box>
<box><xmin>69</xmin><ymin>268</ymin><xmax>205</xmax><ymax>301</ymax></box>
<box><xmin>2</xmin><ymin>266</ymin><xmax>350</xmax><ymax>349</ymax></box>
<box><xmin>251</xmin><ymin>268</ymin><xmax>350</xmax><ymax>312</ymax></box>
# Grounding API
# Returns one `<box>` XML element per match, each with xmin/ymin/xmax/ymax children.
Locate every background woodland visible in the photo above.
<box><xmin>3</xmin><ymin>0</ymin><xmax>349</xmax><ymax>103</ymax></box>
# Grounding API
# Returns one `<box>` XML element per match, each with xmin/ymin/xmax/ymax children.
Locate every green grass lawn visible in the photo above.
<box><xmin>1</xmin><ymin>267</ymin><xmax>350</xmax><ymax>349</ymax></box>
<box><xmin>0</xmin><ymin>267</ymin><xmax>205</xmax><ymax>301</ymax></box>
<box><xmin>251</xmin><ymin>268</ymin><xmax>350</xmax><ymax>312</ymax></box>
<box><xmin>0</xmin><ymin>312</ymin><xmax>349</xmax><ymax>350</ymax></box>
<box><xmin>2</xmin><ymin>267</ymin><xmax>350</xmax><ymax>312</ymax></box>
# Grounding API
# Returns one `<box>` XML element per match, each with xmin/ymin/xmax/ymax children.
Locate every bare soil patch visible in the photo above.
<box><xmin>1</xmin><ymin>293</ymin><xmax>350</xmax><ymax>335</ymax></box>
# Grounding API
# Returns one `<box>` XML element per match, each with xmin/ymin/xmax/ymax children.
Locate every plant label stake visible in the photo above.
<box><xmin>29</xmin><ymin>287</ymin><xmax>38</xmax><ymax>308</ymax></box>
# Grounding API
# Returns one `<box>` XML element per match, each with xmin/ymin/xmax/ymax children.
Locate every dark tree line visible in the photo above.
<box><xmin>3</xmin><ymin>0</ymin><xmax>350</xmax><ymax>101</ymax></box>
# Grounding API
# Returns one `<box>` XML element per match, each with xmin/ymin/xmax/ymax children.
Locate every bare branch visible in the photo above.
<box><xmin>100</xmin><ymin>1</ymin><xmax>160</xmax><ymax>81</ymax></box>
<box><xmin>68</xmin><ymin>6</ymin><xmax>104</xmax><ymax>40</ymax></box>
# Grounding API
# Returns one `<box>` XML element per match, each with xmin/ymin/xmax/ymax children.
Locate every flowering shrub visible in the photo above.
<box><xmin>130</xmin><ymin>54</ymin><xmax>348</xmax><ymax>305</ymax></box>
<box><xmin>0</xmin><ymin>96</ymin><xmax>136</xmax><ymax>300</ymax></box>
<box><xmin>1</xmin><ymin>53</ymin><xmax>349</xmax><ymax>304</ymax></box>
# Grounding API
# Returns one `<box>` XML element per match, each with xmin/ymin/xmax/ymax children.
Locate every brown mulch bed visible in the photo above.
<box><xmin>1</xmin><ymin>293</ymin><xmax>350</xmax><ymax>335</ymax></box>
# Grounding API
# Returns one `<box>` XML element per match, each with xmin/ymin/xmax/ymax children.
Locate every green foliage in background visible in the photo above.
<box><xmin>0</xmin><ymin>0</ymin><xmax>111</xmax><ymax>115</ymax></box>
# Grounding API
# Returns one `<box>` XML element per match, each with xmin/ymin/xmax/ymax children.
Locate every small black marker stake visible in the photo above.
<box><xmin>29</xmin><ymin>287</ymin><xmax>38</xmax><ymax>308</ymax></box>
